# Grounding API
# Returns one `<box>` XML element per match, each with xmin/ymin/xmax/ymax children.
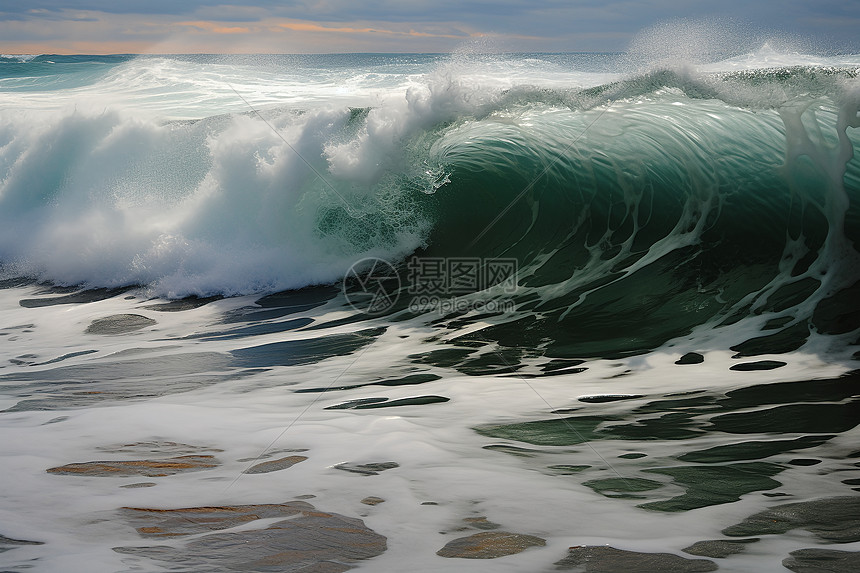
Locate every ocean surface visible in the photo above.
<box><xmin>1</xmin><ymin>49</ymin><xmax>859</xmax><ymax>572</ymax></box>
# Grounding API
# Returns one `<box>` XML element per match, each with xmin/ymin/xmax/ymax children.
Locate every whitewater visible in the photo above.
<box><xmin>1</xmin><ymin>42</ymin><xmax>860</xmax><ymax>573</ymax></box>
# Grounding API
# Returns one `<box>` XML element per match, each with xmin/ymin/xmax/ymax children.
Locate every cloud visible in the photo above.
<box><xmin>0</xmin><ymin>1</ymin><xmax>857</xmax><ymax>54</ymax></box>
<box><xmin>176</xmin><ymin>21</ymin><xmax>251</xmax><ymax>35</ymax></box>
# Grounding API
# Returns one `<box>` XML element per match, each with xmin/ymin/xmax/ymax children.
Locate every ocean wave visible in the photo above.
<box><xmin>0</xmin><ymin>56</ymin><xmax>858</xmax><ymax>353</ymax></box>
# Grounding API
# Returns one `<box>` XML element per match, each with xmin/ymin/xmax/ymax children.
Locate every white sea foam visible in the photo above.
<box><xmin>0</xmin><ymin>283</ymin><xmax>857</xmax><ymax>572</ymax></box>
<box><xmin>1</xmin><ymin>50</ymin><xmax>857</xmax><ymax>298</ymax></box>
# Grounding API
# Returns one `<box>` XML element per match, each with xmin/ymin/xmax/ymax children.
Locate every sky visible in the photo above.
<box><xmin>0</xmin><ymin>1</ymin><xmax>857</xmax><ymax>55</ymax></box>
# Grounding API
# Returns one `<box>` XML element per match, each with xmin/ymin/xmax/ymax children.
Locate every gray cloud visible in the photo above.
<box><xmin>0</xmin><ymin>1</ymin><xmax>856</xmax><ymax>52</ymax></box>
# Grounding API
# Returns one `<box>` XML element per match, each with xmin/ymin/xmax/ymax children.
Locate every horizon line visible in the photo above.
<box><xmin>3</xmin><ymin>50</ymin><xmax>626</xmax><ymax>56</ymax></box>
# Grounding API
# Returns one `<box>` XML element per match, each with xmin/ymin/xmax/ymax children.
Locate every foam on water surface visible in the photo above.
<box><xmin>0</xmin><ymin>281</ymin><xmax>859</xmax><ymax>572</ymax></box>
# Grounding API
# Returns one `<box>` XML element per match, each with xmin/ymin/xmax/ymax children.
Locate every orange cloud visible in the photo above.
<box><xmin>0</xmin><ymin>10</ymin><xmax>508</xmax><ymax>55</ymax></box>
<box><xmin>176</xmin><ymin>21</ymin><xmax>251</xmax><ymax>35</ymax></box>
<box><xmin>273</xmin><ymin>20</ymin><xmax>469</xmax><ymax>39</ymax></box>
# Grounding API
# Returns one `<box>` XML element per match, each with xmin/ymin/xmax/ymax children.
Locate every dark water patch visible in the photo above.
<box><xmin>518</xmin><ymin>366</ymin><xmax>588</xmax><ymax>378</ymax></box>
<box><xmin>326</xmin><ymin>395</ymin><xmax>449</xmax><ymax>410</ymax></box>
<box><xmin>722</xmin><ymin>496</ymin><xmax>860</xmax><ymax>542</ymax></box>
<box><xmin>578</xmin><ymin>394</ymin><xmax>644</xmax><ymax>403</ymax></box>
<box><xmin>19</xmin><ymin>286</ymin><xmax>133</xmax><ymax>308</ymax></box>
<box><xmin>730</xmin><ymin>322</ymin><xmax>809</xmax><ymax>357</ymax></box>
<box><xmin>231</xmin><ymin>327</ymin><xmax>384</xmax><ymax>368</ymax></box>
<box><xmin>115</xmin><ymin>501</ymin><xmax>386</xmax><ymax>572</ymax></box>
<box><xmin>729</xmin><ymin>360</ymin><xmax>787</xmax><ymax>371</ymax></box>
<box><xmin>678</xmin><ymin>435</ymin><xmax>834</xmax><ymax>463</ymax></box>
<box><xmin>9</xmin><ymin>354</ymin><xmax>37</xmax><ymax>366</ymax></box>
<box><xmin>436</xmin><ymin>531</ymin><xmax>545</xmax><ymax>559</ymax></box>
<box><xmin>639</xmin><ymin>463</ymin><xmax>784</xmax><ymax>512</ymax></box>
<box><xmin>635</xmin><ymin>394</ymin><xmax>721</xmax><ymax>414</ymax></box>
<box><xmin>710</xmin><ymin>402</ymin><xmax>860</xmax><ymax>434</ymax></box>
<box><xmin>813</xmin><ymin>280</ymin><xmax>860</xmax><ymax>334</ymax></box>
<box><xmin>464</xmin><ymin>239</ymin><xmax>789</xmax><ymax>361</ymax></box>
<box><xmin>243</xmin><ymin>455</ymin><xmax>307</xmax><ymax>474</ymax></box>
<box><xmin>719</xmin><ymin>372</ymin><xmax>860</xmax><ymax>408</ymax></box>
<box><xmin>475</xmin><ymin>373</ymin><xmax>860</xmax><ymax>469</ymax></box>
<box><xmin>295</xmin><ymin>373</ymin><xmax>440</xmax><ymax>394</ymax></box>
<box><xmin>0</xmin><ymin>323</ymin><xmax>35</xmax><ymax>336</ymax></box>
<box><xmin>555</xmin><ymin>545</ymin><xmax>717</xmax><ymax>572</ymax></box>
<box><xmin>294</xmin><ymin>383</ymin><xmax>365</xmax><ymax>394</ymax></box>
<box><xmin>236</xmin><ymin>448</ymin><xmax>308</xmax><ymax>463</ymax></box>
<box><xmin>300</xmin><ymin>312</ymin><xmax>375</xmax><ymax>331</ymax></box>
<box><xmin>843</xmin><ymin>478</ymin><xmax>860</xmax><ymax>485</ymax></box>
<box><xmin>120</xmin><ymin>482</ymin><xmax>156</xmax><ymax>489</ymax></box>
<box><xmin>0</xmin><ymin>352</ymin><xmax>238</xmax><ymax>412</ymax></box>
<box><xmin>409</xmin><ymin>348</ymin><xmax>477</xmax><ymax>368</ymax></box>
<box><xmin>47</xmin><ymin>455</ymin><xmax>219</xmax><ymax>477</ymax></box>
<box><xmin>457</xmin><ymin>350</ymin><xmax>524</xmax><ymax>375</ymax></box>
<box><xmin>682</xmin><ymin>538</ymin><xmax>759</xmax><ymax>558</ymax></box>
<box><xmin>0</xmin><ymin>534</ymin><xmax>44</xmax><ymax>553</ymax></box>
<box><xmin>676</xmin><ymin>352</ymin><xmax>704</xmax><ymax>365</ymax></box>
<box><xmin>372</xmin><ymin>373</ymin><xmax>442</xmax><ymax>386</ymax></box>
<box><xmin>253</xmin><ymin>285</ymin><xmax>339</xmax><ymax>310</ymax></box>
<box><xmin>482</xmin><ymin>445</ymin><xmax>543</xmax><ymax>458</ymax></box>
<box><xmin>764</xmin><ymin>278</ymin><xmax>821</xmax><ymax>313</ymax></box>
<box><xmin>102</xmin><ymin>346</ymin><xmax>183</xmax><ymax>359</ymax></box>
<box><xmin>583</xmin><ymin>477</ymin><xmax>664</xmax><ymax>499</ymax></box>
<box><xmin>540</xmin><ymin>359</ymin><xmax>587</xmax><ymax>372</ymax></box>
<box><xmin>546</xmin><ymin>464</ymin><xmax>591</xmax><ymax>473</ymax></box>
<box><xmin>478</xmin><ymin>410</ymin><xmax>704</xmax><ymax>447</ymax></box>
<box><xmin>34</xmin><ymin>350</ymin><xmax>98</xmax><ymax>365</ymax></box>
<box><xmin>783</xmin><ymin>548</ymin><xmax>860</xmax><ymax>573</ymax></box>
<box><xmin>619</xmin><ymin>452</ymin><xmax>647</xmax><ymax>459</ymax></box>
<box><xmin>444</xmin><ymin>339</ymin><xmax>487</xmax><ymax>349</ymax></box>
<box><xmin>142</xmin><ymin>295</ymin><xmax>222</xmax><ymax>312</ymax></box>
<box><xmin>220</xmin><ymin>286</ymin><xmax>339</xmax><ymax>323</ymax></box>
<box><xmin>603</xmin><ymin>412</ymin><xmax>704</xmax><ymax>441</ymax></box>
<box><xmin>607</xmin><ymin>369</ymin><xmax>633</xmax><ymax>378</ymax></box>
<box><xmin>789</xmin><ymin>458</ymin><xmax>822</xmax><ymax>466</ymax></box>
<box><xmin>223</xmin><ymin>306</ymin><xmax>312</xmax><ymax>323</ymax></box>
<box><xmin>764</xmin><ymin>316</ymin><xmax>795</xmax><ymax>329</ymax></box>
<box><xmin>444</xmin><ymin>311</ymin><xmax>513</xmax><ymax>330</ymax></box>
<box><xmin>182</xmin><ymin>317</ymin><xmax>313</xmax><ymax>341</ymax></box>
<box><xmin>334</xmin><ymin>462</ymin><xmax>399</xmax><ymax>476</ymax></box>
<box><xmin>0</xmin><ymin>277</ymin><xmax>35</xmax><ymax>289</ymax></box>
<box><xmin>476</xmin><ymin>416</ymin><xmax>616</xmax><ymax>446</ymax></box>
<box><xmin>324</xmin><ymin>397</ymin><xmax>389</xmax><ymax>409</ymax></box>
<box><xmin>85</xmin><ymin>314</ymin><xmax>156</xmax><ymax>335</ymax></box>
